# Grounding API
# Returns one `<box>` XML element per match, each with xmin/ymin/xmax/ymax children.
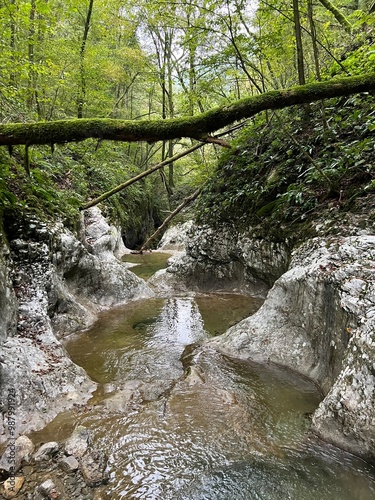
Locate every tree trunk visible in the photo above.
<box><xmin>27</xmin><ymin>0</ymin><xmax>41</xmax><ymax>118</ymax></box>
<box><xmin>225</xmin><ymin>0</ymin><xmax>263</xmax><ymax>93</ymax></box>
<box><xmin>307</xmin><ymin>0</ymin><xmax>328</xmax><ymax>133</ymax></box>
<box><xmin>1</xmin><ymin>74</ymin><xmax>375</xmax><ymax>146</ymax></box>
<box><xmin>139</xmin><ymin>188</ymin><xmax>201</xmax><ymax>252</ymax></box>
<box><xmin>293</xmin><ymin>0</ymin><xmax>306</xmax><ymax>85</ymax></box>
<box><xmin>82</xmin><ymin>143</ymin><xmax>204</xmax><ymax>210</ymax></box>
<box><xmin>166</xmin><ymin>31</ymin><xmax>175</xmax><ymax>189</ymax></box>
<box><xmin>81</xmin><ymin>124</ymin><xmax>239</xmax><ymax>210</ymax></box>
<box><xmin>9</xmin><ymin>0</ymin><xmax>17</xmax><ymax>86</ymax></box>
<box><xmin>77</xmin><ymin>0</ymin><xmax>94</xmax><ymax>118</ymax></box>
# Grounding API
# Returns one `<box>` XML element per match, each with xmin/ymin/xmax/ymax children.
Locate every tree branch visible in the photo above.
<box><xmin>81</xmin><ymin>123</ymin><xmax>240</xmax><ymax>210</ymax></box>
<box><xmin>139</xmin><ymin>188</ymin><xmax>202</xmax><ymax>252</ymax></box>
<box><xmin>317</xmin><ymin>0</ymin><xmax>352</xmax><ymax>33</ymax></box>
<box><xmin>0</xmin><ymin>74</ymin><xmax>375</xmax><ymax>146</ymax></box>
<box><xmin>82</xmin><ymin>142</ymin><xmax>203</xmax><ymax>210</ymax></box>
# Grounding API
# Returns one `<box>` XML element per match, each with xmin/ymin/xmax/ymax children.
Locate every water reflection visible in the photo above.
<box><xmin>45</xmin><ymin>294</ymin><xmax>375</xmax><ymax>499</ymax></box>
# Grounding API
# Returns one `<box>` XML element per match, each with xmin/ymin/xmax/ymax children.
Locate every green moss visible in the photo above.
<box><xmin>1</xmin><ymin>73</ymin><xmax>375</xmax><ymax>146</ymax></box>
<box><xmin>0</xmin><ymin>140</ymin><xmax>169</xmax><ymax>243</ymax></box>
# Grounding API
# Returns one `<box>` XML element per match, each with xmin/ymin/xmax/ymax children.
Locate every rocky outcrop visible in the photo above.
<box><xmin>157</xmin><ymin>220</ymin><xmax>194</xmax><ymax>252</ymax></box>
<box><xmin>151</xmin><ymin>224</ymin><xmax>289</xmax><ymax>296</ymax></box>
<box><xmin>0</xmin><ymin>232</ymin><xmax>17</xmax><ymax>341</ymax></box>
<box><xmin>206</xmin><ymin>234</ymin><xmax>375</xmax><ymax>462</ymax></box>
<box><xmin>143</xmin><ymin>221</ymin><xmax>375</xmax><ymax>461</ymax></box>
<box><xmin>157</xmin><ymin>221</ymin><xmax>375</xmax><ymax>461</ymax></box>
<box><xmin>80</xmin><ymin>206</ymin><xmax>128</xmax><ymax>261</ymax></box>
<box><xmin>0</xmin><ymin>208</ymin><xmax>152</xmax><ymax>441</ymax></box>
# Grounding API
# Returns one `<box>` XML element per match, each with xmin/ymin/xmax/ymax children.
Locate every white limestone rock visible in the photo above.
<box><xmin>208</xmin><ymin>234</ymin><xmax>375</xmax><ymax>460</ymax></box>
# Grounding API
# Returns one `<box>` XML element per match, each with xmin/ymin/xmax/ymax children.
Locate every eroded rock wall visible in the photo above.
<box><xmin>0</xmin><ymin>208</ymin><xmax>152</xmax><ymax>441</ymax></box>
<box><xmin>207</xmin><ymin>234</ymin><xmax>375</xmax><ymax>461</ymax></box>
<box><xmin>154</xmin><ymin>224</ymin><xmax>289</xmax><ymax>296</ymax></box>
<box><xmin>0</xmin><ymin>233</ymin><xmax>17</xmax><ymax>341</ymax></box>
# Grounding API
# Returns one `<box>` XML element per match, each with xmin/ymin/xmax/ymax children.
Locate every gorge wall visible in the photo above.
<box><xmin>152</xmin><ymin>223</ymin><xmax>290</xmax><ymax>297</ymax></box>
<box><xmin>1</xmin><ymin>206</ymin><xmax>374</xmax><ymax>463</ymax></box>
<box><xmin>0</xmin><ymin>208</ymin><xmax>152</xmax><ymax>440</ymax></box>
<box><xmin>160</xmin><ymin>220</ymin><xmax>375</xmax><ymax>463</ymax></box>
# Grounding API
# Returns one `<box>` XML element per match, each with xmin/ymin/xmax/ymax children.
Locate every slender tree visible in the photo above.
<box><xmin>293</xmin><ymin>0</ymin><xmax>306</xmax><ymax>85</ymax></box>
<box><xmin>77</xmin><ymin>0</ymin><xmax>94</xmax><ymax>118</ymax></box>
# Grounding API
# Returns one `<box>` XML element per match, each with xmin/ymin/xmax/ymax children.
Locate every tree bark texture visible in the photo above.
<box><xmin>77</xmin><ymin>0</ymin><xmax>94</xmax><ymax>118</ymax></box>
<box><xmin>0</xmin><ymin>74</ymin><xmax>375</xmax><ymax>147</ymax></box>
<box><xmin>292</xmin><ymin>0</ymin><xmax>306</xmax><ymax>85</ymax></box>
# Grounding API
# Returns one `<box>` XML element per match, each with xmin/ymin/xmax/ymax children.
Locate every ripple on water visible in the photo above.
<box><xmin>30</xmin><ymin>293</ymin><xmax>375</xmax><ymax>499</ymax></box>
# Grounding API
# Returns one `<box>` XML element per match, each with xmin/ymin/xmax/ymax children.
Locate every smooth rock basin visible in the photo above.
<box><xmin>30</xmin><ymin>293</ymin><xmax>375</xmax><ymax>499</ymax></box>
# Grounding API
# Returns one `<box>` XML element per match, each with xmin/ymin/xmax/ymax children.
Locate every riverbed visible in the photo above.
<box><xmin>31</xmin><ymin>253</ymin><xmax>375</xmax><ymax>499</ymax></box>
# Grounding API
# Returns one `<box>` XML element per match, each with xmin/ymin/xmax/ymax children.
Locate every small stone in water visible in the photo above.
<box><xmin>64</xmin><ymin>426</ymin><xmax>91</xmax><ymax>458</ymax></box>
<box><xmin>34</xmin><ymin>442</ymin><xmax>59</xmax><ymax>462</ymax></box>
<box><xmin>80</xmin><ymin>450</ymin><xmax>109</xmax><ymax>487</ymax></box>
<box><xmin>38</xmin><ymin>478</ymin><xmax>60</xmax><ymax>498</ymax></box>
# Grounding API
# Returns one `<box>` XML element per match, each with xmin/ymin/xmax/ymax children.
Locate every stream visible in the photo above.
<box><xmin>32</xmin><ymin>252</ymin><xmax>375</xmax><ymax>499</ymax></box>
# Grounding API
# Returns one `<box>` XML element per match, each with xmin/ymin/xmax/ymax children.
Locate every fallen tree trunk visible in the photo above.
<box><xmin>139</xmin><ymin>188</ymin><xmax>202</xmax><ymax>252</ymax></box>
<box><xmin>0</xmin><ymin>74</ymin><xmax>374</xmax><ymax>146</ymax></box>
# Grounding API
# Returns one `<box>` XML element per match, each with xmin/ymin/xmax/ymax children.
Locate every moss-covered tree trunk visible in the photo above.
<box><xmin>0</xmin><ymin>74</ymin><xmax>375</xmax><ymax>147</ymax></box>
<box><xmin>317</xmin><ymin>0</ymin><xmax>351</xmax><ymax>32</ymax></box>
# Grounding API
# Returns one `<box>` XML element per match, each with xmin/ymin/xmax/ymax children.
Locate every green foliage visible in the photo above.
<box><xmin>0</xmin><ymin>140</ymin><xmax>169</xmax><ymax>243</ymax></box>
<box><xmin>0</xmin><ymin>0</ymin><xmax>374</xmax><ymax>246</ymax></box>
<box><xmin>196</xmin><ymin>93</ymin><xmax>375</xmax><ymax>238</ymax></box>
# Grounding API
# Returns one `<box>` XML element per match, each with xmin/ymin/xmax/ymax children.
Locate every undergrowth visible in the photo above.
<box><xmin>0</xmin><ymin>141</ymin><xmax>168</xmax><ymax>246</ymax></box>
<box><xmin>196</xmin><ymin>92</ymin><xmax>375</xmax><ymax>240</ymax></box>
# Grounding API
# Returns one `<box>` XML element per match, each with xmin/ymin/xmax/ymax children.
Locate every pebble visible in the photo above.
<box><xmin>34</xmin><ymin>442</ymin><xmax>59</xmax><ymax>462</ymax></box>
<box><xmin>37</xmin><ymin>479</ymin><xmax>60</xmax><ymax>498</ymax></box>
<box><xmin>59</xmin><ymin>455</ymin><xmax>79</xmax><ymax>472</ymax></box>
<box><xmin>64</xmin><ymin>426</ymin><xmax>91</xmax><ymax>458</ymax></box>
<box><xmin>2</xmin><ymin>476</ymin><xmax>25</xmax><ymax>499</ymax></box>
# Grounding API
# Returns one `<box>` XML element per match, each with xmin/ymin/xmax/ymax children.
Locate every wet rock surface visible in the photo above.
<box><xmin>1</xmin><ymin>203</ymin><xmax>375</xmax><ymax>494</ymax></box>
<box><xmin>152</xmin><ymin>222</ymin><xmax>375</xmax><ymax>461</ymax></box>
<box><xmin>0</xmin><ymin>209</ymin><xmax>152</xmax><ymax>441</ymax></box>
<box><xmin>0</xmin><ymin>437</ymin><xmax>34</xmax><ymax>478</ymax></box>
<box><xmin>33</xmin><ymin>444</ymin><xmax>59</xmax><ymax>464</ymax></box>
<box><xmin>0</xmin><ymin>234</ymin><xmax>17</xmax><ymax>341</ymax></box>
<box><xmin>0</xmin><ymin>428</ymin><xmax>109</xmax><ymax>499</ymax></box>
<box><xmin>207</xmin><ymin>233</ymin><xmax>375</xmax><ymax>461</ymax></box>
<box><xmin>150</xmin><ymin>223</ymin><xmax>289</xmax><ymax>296</ymax></box>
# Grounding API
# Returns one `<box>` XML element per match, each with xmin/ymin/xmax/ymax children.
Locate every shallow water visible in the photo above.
<box><xmin>32</xmin><ymin>293</ymin><xmax>375</xmax><ymax>499</ymax></box>
<box><xmin>122</xmin><ymin>252</ymin><xmax>173</xmax><ymax>280</ymax></box>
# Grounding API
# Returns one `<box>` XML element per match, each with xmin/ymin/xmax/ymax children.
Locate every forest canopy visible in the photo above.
<box><xmin>0</xmin><ymin>0</ymin><xmax>375</xmax><ymax>244</ymax></box>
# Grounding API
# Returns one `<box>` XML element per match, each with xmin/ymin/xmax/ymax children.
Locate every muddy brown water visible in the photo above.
<box><xmin>31</xmin><ymin>254</ymin><xmax>375</xmax><ymax>499</ymax></box>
